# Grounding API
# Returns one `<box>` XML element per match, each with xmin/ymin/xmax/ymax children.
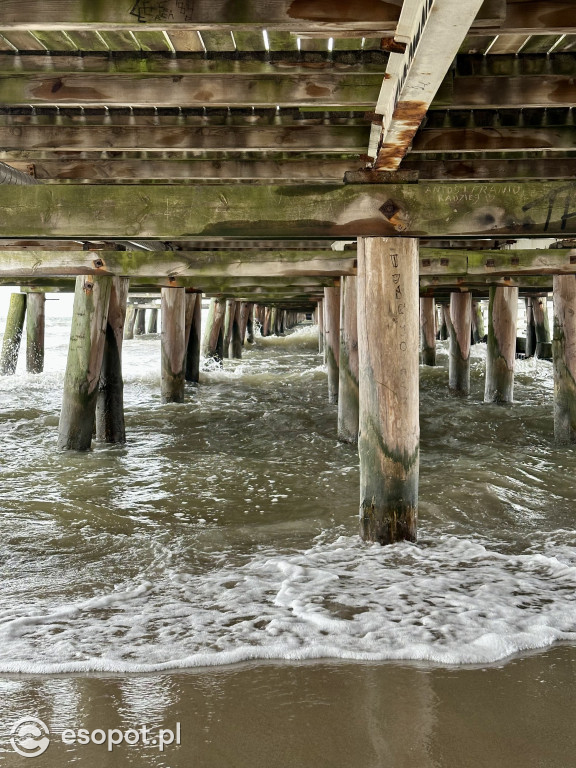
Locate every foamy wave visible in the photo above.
<box><xmin>0</xmin><ymin>533</ymin><xmax>574</xmax><ymax>673</ymax></box>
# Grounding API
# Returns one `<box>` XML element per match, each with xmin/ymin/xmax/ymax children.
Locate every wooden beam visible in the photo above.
<box><xmin>0</xmin><ymin>1</ymin><xmax>402</xmax><ymax>31</ymax></box>
<box><xmin>0</xmin><ymin>182</ymin><xmax>575</xmax><ymax>238</ymax></box>
<box><xmin>0</xmin><ymin>72</ymin><xmax>382</xmax><ymax>107</ymax></box>
<box><xmin>0</xmin><ymin>124</ymin><xmax>368</xmax><ymax>152</ymax></box>
<box><xmin>0</xmin><ymin>249</ymin><xmax>356</xmax><ymax>277</ymax></box>
<box><xmin>401</xmin><ymin>158</ymin><xmax>576</xmax><ymax>181</ymax></box>
<box><xmin>0</xmin><ymin>51</ymin><xmax>389</xmax><ymax>76</ymax></box>
<box><xmin>370</xmin><ymin>0</ymin><xmax>485</xmax><ymax>170</ymax></box>
<box><xmin>440</xmin><ymin>74</ymin><xmax>576</xmax><ymax>108</ymax></box>
<box><xmin>410</xmin><ymin>126</ymin><xmax>576</xmax><ymax>154</ymax></box>
<box><xmin>420</xmin><ymin>247</ymin><xmax>576</xmax><ymax>276</ymax></box>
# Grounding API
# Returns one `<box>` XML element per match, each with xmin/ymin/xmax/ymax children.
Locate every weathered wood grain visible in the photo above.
<box><xmin>553</xmin><ymin>274</ymin><xmax>576</xmax><ymax>442</ymax></box>
<box><xmin>484</xmin><ymin>285</ymin><xmax>518</xmax><ymax>403</ymax></box>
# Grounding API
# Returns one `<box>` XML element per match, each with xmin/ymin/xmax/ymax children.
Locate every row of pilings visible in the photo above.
<box><xmin>0</xmin><ymin>283</ymin><xmax>306</xmax><ymax>452</ymax></box>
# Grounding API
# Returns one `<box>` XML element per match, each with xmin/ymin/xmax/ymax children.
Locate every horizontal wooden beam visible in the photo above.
<box><xmin>0</xmin><ymin>249</ymin><xmax>356</xmax><ymax>277</ymax></box>
<box><xmin>355</xmin><ymin>159</ymin><xmax>576</xmax><ymax>181</ymax></box>
<box><xmin>420</xmin><ymin>275</ymin><xmax>553</xmax><ymax>289</ymax></box>
<box><xmin>0</xmin><ymin>124</ymin><xmax>368</xmax><ymax>152</ymax></box>
<box><xmin>410</xmin><ymin>126</ymin><xmax>576</xmax><ymax>154</ymax></box>
<box><xmin>420</xmin><ymin>248</ymin><xmax>576</xmax><ymax>276</ymax></box>
<box><xmin>437</xmin><ymin>74</ymin><xmax>576</xmax><ymax>109</ymax></box>
<box><xmin>0</xmin><ymin>182</ymin><xmax>575</xmax><ymax>238</ymax></box>
<box><xmin>0</xmin><ymin>72</ymin><xmax>382</xmax><ymax>107</ymax></box>
<box><xmin>0</xmin><ymin>51</ymin><xmax>389</xmax><ymax>75</ymax></box>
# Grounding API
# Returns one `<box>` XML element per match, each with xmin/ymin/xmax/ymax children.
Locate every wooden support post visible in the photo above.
<box><xmin>447</xmin><ymin>293</ymin><xmax>472</xmax><ymax>396</ymax></box>
<box><xmin>269</xmin><ymin>307</ymin><xmax>278</xmax><ymax>337</ymax></box>
<box><xmin>223</xmin><ymin>299</ymin><xmax>236</xmax><ymax>358</ymax></box>
<box><xmin>532</xmin><ymin>296</ymin><xmax>552</xmax><ymax>359</ymax></box>
<box><xmin>485</xmin><ymin>286</ymin><xmax>518</xmax><ymax>404</ymax></box>
<box><xmin>26</xmin><ymin>292</ymin><xmax>45</xmax><ymax>374</ymax></box>
<box><xmin>318</xmin><ymin>299</ymin><xmax>324</xmax><ymax>354</ymax></box>
<box><xmin>123</xmin><ymin>304</ymin><xmax>136</xmax><ymax>340</ymax></box>
<box><xmin>262</xmin><ymin>306</ymin><xmax>271</xmax><ymax>337</ymax></box>
<box><xmin>161</xmin><ymin>286</ymin><xmax>186</xmax><ymax>403</ymax></box>
<box><xmin>238</xmin><ymin>301</ymin><xmax>250</xmax><ymax>345</ymax></box>
<box><xmin>323</xmin><ymin>285</ymin><xmax>340</xmax><ymax>405</ymax></box>
<box><xmin>337</xmin><ymin>275</ymin><xmax>359</xmax><ymax>443</ymax></box>
<box><xmin>553</xmin><ymin>275</ymin><xmax>576</xmax><ymax>443</ymax></box>
<box><xmin>146</xmin><ymin>307</ymin><xmax>158</xmax><ymax>334</ymax></box>
<box><xmin>95</xmin><ymin>276</ymin><xmax>128</xmax><ymax>443</ymax></box>
<box><xmin>525</xmin><ymin>298</ymin><xmax>536</xmax><ymax>358</ymax></box>
<box><xmin>358</xmin><ymin>237</ymin><xmax>419</xmax><ymax>545</ymax></box>
<box><xmin>439</xmin><ymin>304</ymin><xmax>449</xmax><ymax>340</ymax></box>
<box><xmin>185</xmin><ymin>292</ymin><xmax>201</xmax><ymax>383</ymax></box>
<box><xmin>230</xmin><ymin>300</ymin><xmax>243</xmax><ymax>359</ymax></box>
<box><xmin>279</xmin><ymin>310</ymin><xmax>286</xmax><ymax>335</ymax></box>
<box><xmin>419</xmin><ymin>296</ymin><xmax>436</xmax><ymax>366</ymax></box>
<box><xmin>58</xmin><ymin>276</ymin><xmax>112</xmax><ymax>451</ymax></box>
<box><xmin>0</xmin><ymin>293</ymin><xmax>26</xmax><ymax>375</ymax></box>
<box><xmin>471</xmin><ymin>299</ymin><xmax>485</xmax><ymax>344</ymax></box>
<box><xmin>201</xmin><ymin>297</ymin><xmax>226</xmax><ymax>365</ymax></box>
<box><xmin>134</xmin><ymin>307</ymin><xmax>146</xmax><ymax>336</ymax></box>
<box><xmin>246</xmin><ymin>304</ymin><xmax>255</xmax><ymax>344</ymax></box>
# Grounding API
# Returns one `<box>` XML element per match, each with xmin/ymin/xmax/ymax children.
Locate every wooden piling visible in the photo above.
<box><xmin>123</xmin><ymin>304</ymin><xmax>136</xmax><ymax>340</ymax></box>
<box><xmin>485</xmin><ymin>286</ymin><xmax>518</xmax><ymax>404</ymax></box>
<box><xmin>202</xmin><ymin>297</ymin><xmax>226</xmax><ymax>365</ymax></box>
<box><xmin>419</xmin><ymin>297</ymin><xmax>436</xmax><ymax>366</ymax></box>
<box><xmin>471</xmin><ymin>300</ymin><xmax>485</xmax><ymax>344</ymax></box>
<box><xmin>532</xmin><ymin>296</ymin><xmax>552</xmax><ymax>359</ymax></box>
<box><xmin>58</xmin><ymin>276</ymin><xmax>112</xmax><ymax>450</ymax></box>
<box><xmin>525</xmin><ymin>298</ymin><xmax>536</xmax><ymax>358</ymax></box>
<box><xmin>337</xmin><ymin>275</ymin><xmax>359</xmax><ymax>443</ymax></box>
<box><xmin>358</xmin><ymin>237</ymin><xmax>419</xmax><ymax>545</ymax></box>
<box><xmin>25</xmin><ymin>292</ymin><xmax>45</xmax><ymax>374</ymax></box>
<box><xmin>323</xmin><ymin>286</ymin><xmax>340</xmax><ymax>404</ymax></box>
<box><xmin>185</xmin><ymin>292</ymin><xmax>201</xmax><ymax>383</ymax></box>
<box><xmin>262</xmin><ymin>306</ymin><xmax>271</xmax><ymax>337</ymax></box>
<box><xmin>447</xmin><ymin>293</ymin><xmax>472</xmax><ymax>396</ymax></box>
<box><xmin>317</xmin><ymin>299</ymin><xmax>324</xmax><ymax>354</ymax></box>
<box><xmin>146</xmin><ymin>307</ymin><xmax>158</xmax><ymax>334</ymax></box>
<box><xmin>134</xmin><ymin>307</ymin><xmax>146</xmax><ymax>336</ymax></box>
<box><xmin>269</xmin><ymin>307</ymin><xmax>278</xmax><ymax>337</ymax></box>
<box><xmin>0</xmin><ymin>292</ymin><xmax>26</xmax><ymax>375</ymax></box>
<box><xmin>230</xmin><ymin>300</ymin><xmax>243</xmax><ymax>358</ymax></box>
<box><xmin>223</xmin><ymin>299</ymin><xmax>235</xmax><ymax>357</ymax></box>
<box><xmin>246</xmin><ymin>304</ymin><xmax>255</xmax><ymax>344</ymax></box>
<box><xmin>161</xmin><ymin>286</ymin><xmax>186</xmax><ymax>402</ymax></box>
<box><xmin>552</xmin><ymin>275</ymin><xmax>576</xmax><ymax>443</ymax></box>
<box><xmin>96</xmin><ymin>276</ymin><xmax>128</xmax><ymax>443</ymax></box>
<box><xmin>439</xmin><ymin>304</ymin><xmax>449</xmax><ymax>340</ymax></box>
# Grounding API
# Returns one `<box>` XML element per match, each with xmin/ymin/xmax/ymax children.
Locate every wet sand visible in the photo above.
<box><xmin>1</xmin><ymin>646</ymin><xmax>574</xmax><ymax>767</ymax></box>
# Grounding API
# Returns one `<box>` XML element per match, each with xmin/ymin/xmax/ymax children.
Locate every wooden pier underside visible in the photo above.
<box><xmin>1</xmin><ymin>0</ymin><xmax>575</xmax><ymax>542</ymax></box>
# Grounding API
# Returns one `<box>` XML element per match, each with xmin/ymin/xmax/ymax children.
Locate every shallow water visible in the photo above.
<box><xmin>0</xmin><ymin>311</ymin><xmax>574</xmax><ymax>765</ymax></box>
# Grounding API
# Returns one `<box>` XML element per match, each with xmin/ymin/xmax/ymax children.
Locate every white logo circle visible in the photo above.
<box><xmin>10</xmin><ymin>717</ymin><xmax>50</xmax><ymax>758</ymax></box>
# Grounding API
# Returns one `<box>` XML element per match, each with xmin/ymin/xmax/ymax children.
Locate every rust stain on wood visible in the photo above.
<box><xmin>305</xmin><ymin>82</ymin><xmax>331</xmax><ymax>97</ymax></box>
<box><xmin>287</xmin><ymin>0</ymin><xmax>401</xmax><ymax>23</ymax></box>
<box><xmin>32</xmin><ymin>79</ymin><xmax>107</xmax><ymax>102</ymax></box>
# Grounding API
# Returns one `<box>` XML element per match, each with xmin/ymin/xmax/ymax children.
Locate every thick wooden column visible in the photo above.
<box><xmin>323</xmin><ymin>286</ymin><xmax>340</xmax><ymax>404</ymax></box>
<box><xmin>229</xmin><ymin>300</ymin><xmax>243</xmax><ymax>359</ymax></box>
<box><xmin>95</xmin><ymin>276</ymin><xmax>128</xmax><ymax>443</ymax></box>
<box><xmin>358</xmin><ymin>237</ymin><xmax>419</xmax><ymax>545</ymax></box>
<box><xmin>447</xmin><ymin>293</ymin><xmax>472</xmax><ymax>395</ymax></box>
<box><xmin>337</xmin><ymin>275</ymin><xmax>359</xmax><ymax>443</ymax></box>
<box><xmin>146</xmin><ymin>307</ymin><xmax>158</xmax><ymax>334</ymax></box>
<box><xmin>525</xmin><ymin>298</ymin><xmax>536</xmax><ymax>358</ymax></box>
<box><xmin>123</xmin><ymin>304</ymin><xmax>136</xmax><ymax>340</ymax></box>
<box><xmin>485</xmin><ymin>286</ymin><xmax>518</xmax><ymax>404</ymax></box>
<box><xmin>202</xmin><ymin>297</ymin><xmax>226</xmax><ymax>365</ymax></box>
<box><xmin>25</xmin><ymin>292</ymin><xmax>45</xmax><ymax>374</ymax></box>
<box><xmin>134</xmin><ymin>308</ymin><xmax>146</xmax><ymax>336</ymax></box>
<box><xmin>58</xmin><ymin>276</ymin><xmax>112</xmax><ymax>450</ymax></box>
<box><xmin>0</xmin><ymin>293</ymin><xmax>26</xmax><ymax>375</ymax></box>
<box><xmin>269</xmin><ymin>307</ymin><xmax>278</xmax><ymax>336</ymax></box>
<box><xmin>185</xmin><ymin>292</ymin><xmax>201</xmax><ymax>383</ymax></box>
<box><xmin>471</xmin><ymin>300</ymin><xmax>485</xmax><ymax>344</ymax></box>
<box><xmin>161</xmin><ymin>286</ymin><xmax>186</xmax><ymax>403</ymax></box>
<box><xmin>317</xmin><ymin>300</ymin><xmax>324</xmax><ymax>354</ymax></box>
<box><xmin>419</xmin><ymin>297</ymin><xmax>436</xmax><ymax>366</ymax></box>
<box><xmin>552</xmin><ymin>275</ymin><xmax>576</xmax><ymax>443</ymax></box>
